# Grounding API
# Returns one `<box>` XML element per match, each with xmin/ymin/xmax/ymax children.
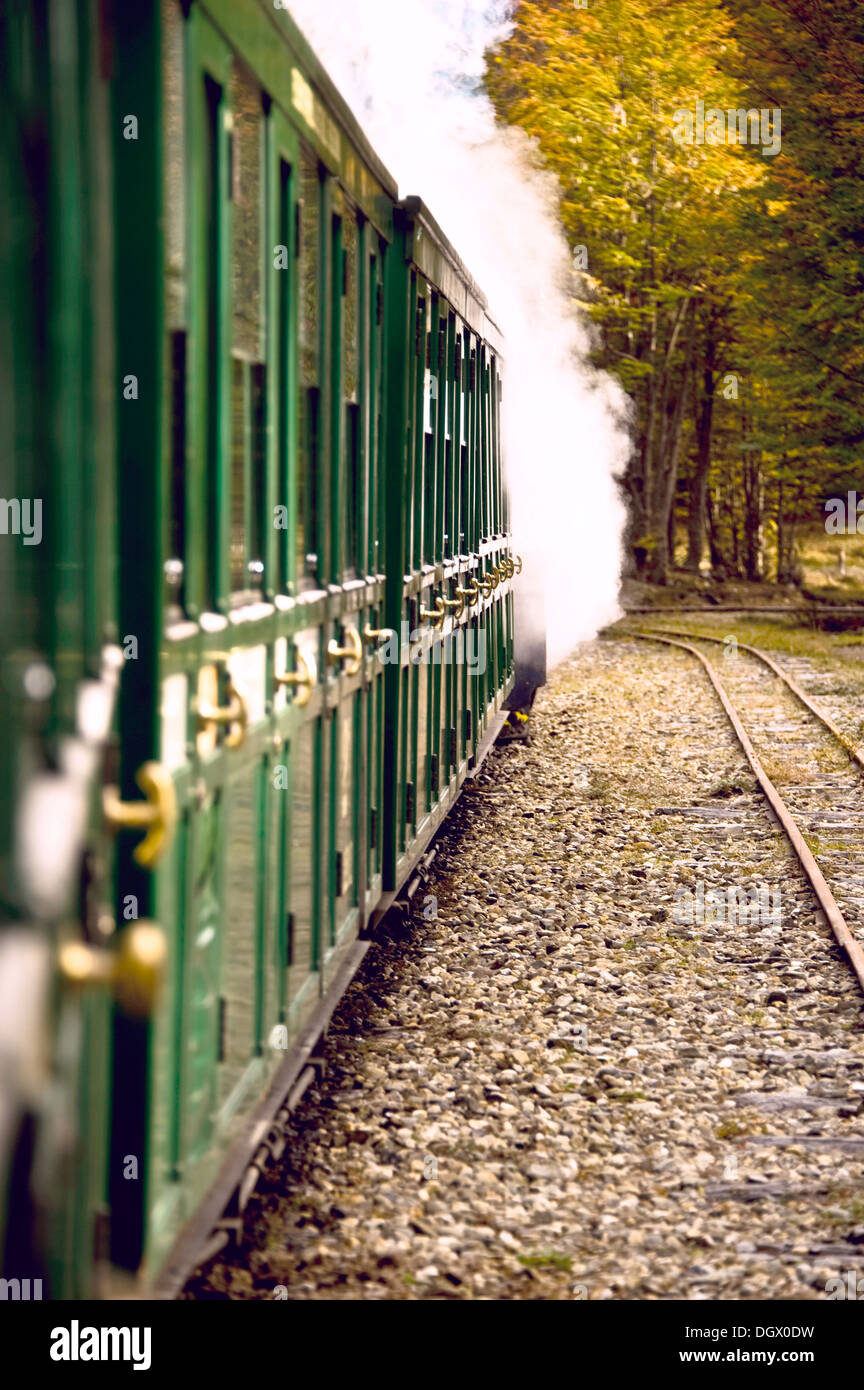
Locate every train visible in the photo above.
<box><xmin>0</xmin><ymin>0</ymin><xmax>543</xmax><ymax>1299</ymax></box>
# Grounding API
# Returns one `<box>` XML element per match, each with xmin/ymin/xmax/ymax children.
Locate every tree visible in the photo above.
<box><xmin>487</xmin><ymin>0</ymin><xmax>864</xmax><ymax>583</ymax></box>
<box><xmin>486</xmin><ymin>0</ymin><xmax>765</xmax><ymax>580</ymax></box>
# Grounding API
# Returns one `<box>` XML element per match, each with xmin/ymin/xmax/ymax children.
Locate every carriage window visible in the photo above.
<box><xmin>368</xmin><ymin>248</ymin><xmax>382</xmax><ymax>575</ymax></box>
<box><xmin>228</xmin><ymin>66</ymin><xmax>265</xmax><ymax>596</ymax></box>
<box><xmin>277</xmin><ymin>157</ymin><xmax>292</xmax><ymax>590</ymax></box>
<box><xmin>231</xmin><ymin>66</ymin><xmax>261</xmax><ymax>358</ymax></box>
<box><xmin>162</xmin><ymin>0</ymin><xmax>187</xmax><ymax>612</ymax></box>
<box><xmin>227</xmin><ymin>358</ymin><xmax>268</xmax><ymax>595</ymax></box>
<box><xmin>491</xmin><ymin>357</ymin><xmax>500</xmax><ymax>535</ymax></box>
<box><xmin>162</xmin><ymin>0</ymin><xmax>186</xmax><ymax>327</ymax></box>
<box><xmin>250</xmin><ymin>362</ymin><xmax>266</xmax><ymax>575</ymax></box>
<box><xmin>229</xmin><ymin>357</ymin><xmax>246</xmax><ymax>591</ymax></box>
<box><xmin>342</xmin><ymin>208</ymin><xmax>360</xmax><ymax>574</ymax></box>
<box><xmin>343</xmin><ymin>211</ymin><xmax>358</xmax><ymax>401</ymax></box>
<box><xmin>410</xmin><ymin>289</ymin><xmax>425</xmax><ymax>571</ymax></box>
<box><xmin>331</xmin><ymin>205</ymin><xmax>343</xmax><ymax>581</ymax></box>
<box><xmin>297</xmin><ymin>147</ymin><xmax>321</xmax><ymax>585</ymax></box>
<box><xmin>166</xmin><ymin>330</ymin><xmax>187</xmax><ymax>612</ymax></box>
<box><xmin>444</xmin><ymin>439</ymin><xmax>453</xmax><ymax>559</ymax></box>
<box><xmin>344</xmin><ymin>401</ymin><xmax>360</xmax><ymax>576</ymax></box>
<box><xmin>204</xmin><ymin>72</ymin><xmax>223</xmax><ymax>610</ymax></box>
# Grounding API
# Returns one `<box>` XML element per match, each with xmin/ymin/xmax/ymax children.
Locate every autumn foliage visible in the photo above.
<box><xmin>485</xmin><ymin>0</ymin><xmax>864</xmax><ymax>583</ymax></box>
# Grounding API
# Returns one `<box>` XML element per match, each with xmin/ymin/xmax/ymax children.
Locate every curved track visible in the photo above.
<box><xmin>632</xmin><ymin>628</ymin><xmax>864</xmax><ymax>995</ymax></box>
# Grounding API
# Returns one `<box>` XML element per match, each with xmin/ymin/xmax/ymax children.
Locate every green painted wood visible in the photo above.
<box><xmin>267</xmin><ymin>107</ymin><xmax>300</xmax><ymax>596</ymax></box>
<box><xmin>201</xmin><ymin>0</ymin><xmax>397</xmax><ymax>223</ymax></box>
<box><xmin>380</xmin><ymin>214</ymin><xmax>412</xmax><ymax>888</ymax></box>
<box><xmin>110</xmin><ymin>0</ymin><xmax>165</xmax><ymax>1275</ymax></box>
<box><xmin>0</xmin><ymin>0</ymin><xmax>516</xmax><ymax>1300</ymax></box>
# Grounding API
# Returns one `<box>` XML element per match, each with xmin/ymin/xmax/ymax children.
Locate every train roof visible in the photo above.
<box><xmin>398</xmin><ymin>197</ymin><xmax>504</xmax><ymax>353</ymax></box>
<box><xmin>211</xmin><ymin>3</ymin><xmax>502</xmax><ymax>348</ymax></box>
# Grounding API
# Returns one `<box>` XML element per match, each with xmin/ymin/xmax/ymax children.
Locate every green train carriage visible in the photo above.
<box><xmin>0</xmin><ymin>0</ymin><xmax>537</xmax><ymax>1300</ymax></box>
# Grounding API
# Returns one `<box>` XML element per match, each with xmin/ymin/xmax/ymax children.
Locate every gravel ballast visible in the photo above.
<box><xmin>186</xmin><ymin>638</ymin><xmax>864</xmax><ymax>1301</ymax></box>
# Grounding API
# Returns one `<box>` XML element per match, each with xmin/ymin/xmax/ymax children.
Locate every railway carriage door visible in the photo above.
<box><xmin>119</xmin><ymin>8</ymin><xmax>239</xmax><ymax>1275</ymax></box>
<box><xmin>214</xmin><ymin>53</ymin><xmax>277</xmax><ymax>1139</ymax></box>
<box><xmin>1</xmin><ymin>0</ymin><xmax>124</xmax><ymax>1297</ymax></box>
<box><xmin>324</xmin><ymin>191</ymin><xmax>364</xmax><ymax>985</ymax></box>
<box><xmin>364</xmin><ymin>240</ymin><xmax>387</xmax><ymax>908</ymax></box>
<box><xmin>281</xmin><ymin>143</ymin><xmax>326</xmax><ymax>1039</ymax></box>
<box><xmin>266</xmin><ymin>106</ymin><xmax>303</xmax><ymax>1046</ymax></box>
<box><xmin>402</xmin><ymin>281</ymin><xmax>427</xmax><ymax>856</ymax></box>
<box><xmin>456</xmin><ymin>327</ymin><xmax>471</xmax><ymax>770</ymax></box>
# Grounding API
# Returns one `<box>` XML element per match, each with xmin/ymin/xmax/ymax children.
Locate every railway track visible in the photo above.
<box><xmin>189</xmin><ymin>637</ymin><xmax>864</xmax><ymax>1301</ymax></box>
<box><xmin>632</xmin><ymin>626</ymin><xmax>864</xmax><ymax>996</ymax></box>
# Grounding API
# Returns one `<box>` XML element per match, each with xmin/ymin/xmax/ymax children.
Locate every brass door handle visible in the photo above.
<box><xmin>275</xmin><ymin>648</ymin><xmax>314</xmax><ymax>707</ymax></box>
<box><xmin>420</xmin><ymin>596</ymin><xmax>446</xmax><ymax>630</ymax></box>
<box><xmin>514</xmin><ymin>554</ymin><xmax>523</xmax><ymax>574</ymax></box>
<box><xmin>59</xmin><ymin>920</ymin><xmax>168</xmax><ymax>1018</ymax></box>
<box><xmin>442</xmin><ymin>595</ymin><xmax>465</xmax><ymax>619</ymax></box>
<box><xmin>327</xmin><ymin>623</ymin><xmax>362</xmax><ymax>675</ymax></box>
<box><xmin>198</xmin><ymin>678</ymin><xmax>248</xmax><ymax>749</ymax></box>
<box><xmin>363</xmin><ymin>624</ymin><xmax>396</xmax><ymax>642</ymax></box>
<box><xmin>502</xmin><ymin>556</ymin><xmax>515</xmax><ymax>578</ymax></box>
<box><xmin>479</xmin><ymin>574</ymin><xmax>494</xmax><ymax>597</ymax></box>
<box><xmin>456</xmin><ymin>580</ymin><xmax>479</xmax><ymax>606</ymax></box>
<box><xmin>103</xmin><ymin>761</ymin><xmax>178</xmax><ymax>868</ymax></box>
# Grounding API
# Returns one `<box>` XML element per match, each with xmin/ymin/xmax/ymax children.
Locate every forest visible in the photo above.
<box><xmin>485</xmin><ymin>0</ymin><xmax>864</xmax><ymax>587</ymax></box>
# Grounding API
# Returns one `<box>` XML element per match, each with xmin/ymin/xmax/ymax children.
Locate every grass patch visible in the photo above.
<box><xmin>517</xmin><ymin>1251</ymin><xmax>573</xmax><ymax>1271</ymax></box>
<box><xmin>716</xmin><ymin>1119</ymin><xmax>751</xmax><ymax>1140</ymax></box>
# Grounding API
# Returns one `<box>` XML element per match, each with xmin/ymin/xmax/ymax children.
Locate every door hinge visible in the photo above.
<box><xmin>405</xmin><ymin>781</ymin><xmax>415</xmax><ymax>824</ymax></box>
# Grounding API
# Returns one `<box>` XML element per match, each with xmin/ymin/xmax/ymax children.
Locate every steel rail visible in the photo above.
<box><xmin>632</xmin><ymin>631</ymin><xmax>864</xmax><ymax>995</ymax></box>
<box><xmin>639</xmin><ymin>625</ymin><xmax>864</xmax><ymax>772</ymax></box>
<box><xmin>623</xmin><ymin>605</ymin><xmax>864</xmax><ymax>615</ymax></box>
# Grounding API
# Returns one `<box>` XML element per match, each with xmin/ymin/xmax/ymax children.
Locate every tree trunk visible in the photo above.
<box><xmin>644</xmin><ymin>299</ymin><xmax>696</xmax><ymax>582</ymax></box>
<box><xmin>706</xmin><ymin>487</ymin><xmax>726</xmax><ymax>576</ymax></box>
<box><xmin>685</xmin><ymin>312</ymin><xmax>717</xmax><ymax>572</ymax></box>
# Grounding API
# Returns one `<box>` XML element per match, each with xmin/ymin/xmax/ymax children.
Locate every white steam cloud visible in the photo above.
<box><xmin>288</xmin><ymin>0</ymin><xmax>630</xmax><ymax>667</ymax></box>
